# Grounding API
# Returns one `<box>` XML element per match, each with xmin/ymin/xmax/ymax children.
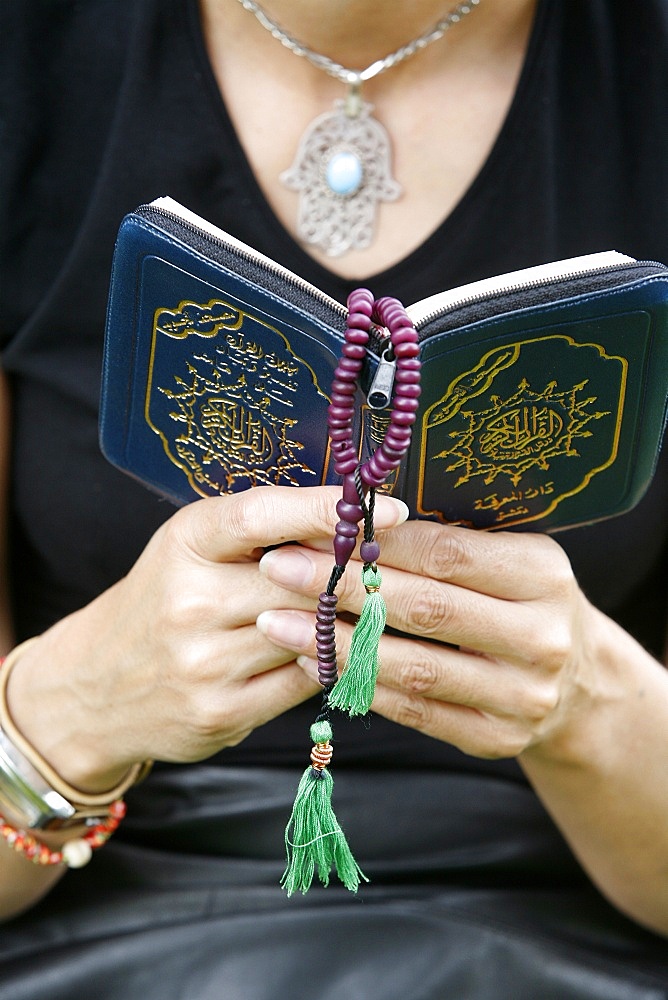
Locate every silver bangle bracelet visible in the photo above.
<box><xmin>0</xmin><ymin>728</ymin><xmax>77</xmax><ymax>829</ymax></box>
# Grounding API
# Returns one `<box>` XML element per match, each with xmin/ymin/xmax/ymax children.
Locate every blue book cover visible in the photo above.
<box><xmin>101</xmin><ymin>198</ymin><xmax>668</xmax><ymax>532</ymax></box>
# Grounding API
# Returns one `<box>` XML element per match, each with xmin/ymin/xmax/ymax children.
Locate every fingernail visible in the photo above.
<box><xmin>256</xmin><ymin>610</ymin><xmax>314</xmax><ymax>651</ymax></box>
<box><xmin>259</xmin><ymin>548</ymin><xmax>315</xmax><ymax>587</ymax></box>
<box><xmin>296</xmin><ymin>655</ymin><xmax>320</xmax><ymax>682</ymax></box>
<box><xmin>374</xmin><ymin>496</ymin><xmax>410</xmax><ymax>528</ymax></box>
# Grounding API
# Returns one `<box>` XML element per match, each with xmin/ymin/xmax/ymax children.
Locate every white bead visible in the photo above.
<box><xmin>325</xmin><ymin>151</ymin><xmax>363</xmax><ymax>195</ymax></box>
<box><xmin>62</xmin><ymin>838</ymin><xmax>93</xmax><ymax>868</ymax></box>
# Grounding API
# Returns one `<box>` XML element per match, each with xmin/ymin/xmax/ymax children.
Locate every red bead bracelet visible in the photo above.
<box><xmin>0</xmin><ymin>799</ymin><xmax>127</xmax><ymax>867</ymax></box>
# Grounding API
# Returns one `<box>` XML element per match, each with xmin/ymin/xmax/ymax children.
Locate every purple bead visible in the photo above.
<box><xmin>342</xmin><ymin>474</ymin><xmax>361</xmax><ymax>504</ymax></box>
<box><xmin>333</xmin><ymin>360</ymin><xmax>359</xmax><ymax>376</ymax></box>
<box><xmin>318</xmin><ymin>660</ymin><xmax>338</xmax><ymax>675</ymax></box>
<box><xmin>360</xmin><ymin>540</ymin><xmax>381</xmax><ymax>563</ymax></box>
<box><xmin>394</xmin><ymin>396</ymin><xmax>419</xmax><ymax>412</ymax></box>
<box><xmin>361</xmin><ymin>455</ymin><xmax>387</xmax><ymax>480</ymax></box>
<box><xmin>331</xmin><ymin>379</ymin><xmax>357</xmax><ymax>395</ymax></box>
<box><xmin>381</xmin><ymin>439</ymin><xmax>412</xmax><ymax>455</ymax></box>
<box><xmin>390</xmin><ymin>326</ymin><xmax>418</xmax><ymax>346</ymax></box>
<box><xmin>333</xmin><ymin>455</ymin><xmax>358</xmax><ymax>475</ymax></box>
<box><xmin>333</xmin><ymin>371</ymin><xmax>357</xmax><ymax>387</ymax></box>
<box><xmin>368</xmin><ymin>451</ymin><xmax>395</xmax><ymax>474</ymax></box>
<box><xmin>335</xmin><ymin>519</ymin><xmax>359</xmax><ymax>538</ymax></box>
<box><xmin>395</xmin><ymin>369</ymin><xmax>421</xmax><ymax>384</ymax></box>
<box><xmin>345</xmin><ymin>326</ymin><xmax>370</xmax><ymax>343</ymax></box>
<box><xmin>331</xmin><ymin>442</ymin><xmax>355</xmax><ymax>460</ymax></box>
<box><xmin>334</xmin><ymin>533</ymin><xmax>356</xmax><ymax>565</ymax></box>
<box><xmin>360</xmin><ymin>466</ymin><xmax>385</xmax><ymax>489</ymax></box>
<box><xmin>347</xmin><ymin>289</ymin><xmax>374</xmax><ymax>314</ymax></box>
<box><xmin>318</xmin><ymin>666</ymin><xmax>338</xmax><ymax>685</ymax></box>
<box><xmin>397</xmin><ymin>358</ymin><xmax>421</xmax><ymax>373</ymax></box>
<box><xmin>391</xmin><ymin>410</ymin><xmax>417</xmax><ymax>426</ymax></box>
<box><xmin>337</xmin><ymin>357</ymin><xmax>364</xmax><ymax>374</ymax></box>
<box><xmin>328</xmin><ymin>410</ymin><xmax>354</xmax><ymax>424</ymax></box>
<box><xmin>382</xmin><ymin>436</ymin><xmax>410</xmax><ymax>454</ymax></box>
<box><xmin>384</xmin><ymin>429</ymin><xmax>412</xmax><ymax>447</ymax></box>
<box><xmin>371</xmin><ymin>447</ymin><xmax>397</xmax><ymax>469</ymax></box>
<box><xmin>328</xmin><ymin>420</ymin><xmax>353</xmax><ymax>434</ymax></box>
<box><xmin>393</xmin><ymin>341</ymin><xmax>420</xmax><ymax>359</ymax></box>
<box><xmin>381</xmin><ymin>445</ymin><xmax>407</xmax><ymax>462</ymax></box>
<box><xmin>343</xmin><ymin>343</ymin><xmax>367</xmax><ymax>360</ymax></box>
<box><xmin>330</xmin><ymin>394</ymin><xmax>356</xmax><ymax>409</ymax></box>
<box><xmin>381</xmin><ymin>448</ymin><xmax>409</xmax><ymax>464</ymax></box>
<box><xmin>336</xmin><ymin>499</ymin><xmax>363</xmax><ymax>523</ymax></box>
<box><xmin>375</xmin><ymin>297</ymin><xmax>403</xmax><ymax>321</ymax></box>
<box><xmin>318</xmin><ymin>593</ymin><xmax>337</xmax><ymax>607</ymax></box>
<box><xmin>334</xmin><ymin>455</ymin><xmax>359</xmax><ymax>475</ymax></box>
<box><xmin>332</xmin><ymin>370</ymin><xmax>358</xmax><ymax>386</ymax></box>
<box><xmin>388</xmin><ymin>315</ymin><xmax>411</xmax><ymax>333</ymax></box>
<box><xmin>328</xmin><ymin>428</ymin><xmax>353</xmax><ymax>442</ymax></box>
<box><xmin>394</xmin><ymin>382</ymin><xmax>421</xmax><ymax>398</ymax></box>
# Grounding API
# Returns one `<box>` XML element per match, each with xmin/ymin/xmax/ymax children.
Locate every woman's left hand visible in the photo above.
<box><xmin>257</xmin><ymin>518</ymin><xmax>592</xmax><ymax>759</ymax></box>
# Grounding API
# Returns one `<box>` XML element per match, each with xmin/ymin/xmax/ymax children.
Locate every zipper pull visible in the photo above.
<box><xmin>367</xmin><ymin>349</ymin><xmax>396</xmax><ymax>410</ymax></box>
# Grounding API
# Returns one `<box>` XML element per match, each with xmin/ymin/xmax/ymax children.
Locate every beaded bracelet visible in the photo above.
<box><xmin>282</xmin><ymin>289</ymin><xmax>421</xmax><ymax>897</ymax></box>
<box><xmin>0</xmin><ymin>799</ymin><xmax>126</xmax><ymax>868</ymax></box>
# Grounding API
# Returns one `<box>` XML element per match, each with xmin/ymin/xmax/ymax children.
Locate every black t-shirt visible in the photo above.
<box><xmin>1</xmin><ymin>0</ymin><xmax>667</xmax><ymax>775</ymax></box>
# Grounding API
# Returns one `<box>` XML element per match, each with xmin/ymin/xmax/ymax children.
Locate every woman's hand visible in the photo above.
<box><xmin>257</xmin><ymin>518</ymin><xmax>593</xmax><ymax>759</ymax></box>
<box><xmin>258</xmin><ymin>517</ymin><xmax>668</xmax><ymax>934</ymax></box>
<box><xmin>5</xmin><ymin>486</ymin><xmax>408</xmax><ymax>792</ymax></box>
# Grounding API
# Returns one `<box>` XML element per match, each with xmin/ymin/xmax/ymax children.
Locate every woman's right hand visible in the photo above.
<box><xmin>5</xmin><ymin>485</ymin><xmax>407</xmax><ymax>793</ymax></box>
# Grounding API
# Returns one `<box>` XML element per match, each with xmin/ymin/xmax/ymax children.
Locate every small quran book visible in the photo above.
<box><xmin>100</xmin><ymin>197</ymin><xmax>668</xmax><ymax>532</ymax></box>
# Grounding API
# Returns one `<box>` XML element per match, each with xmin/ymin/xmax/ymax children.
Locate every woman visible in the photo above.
<box><xmin>0</xmin><ymin>0</ymin><xmax>667</xmax><ymax>995</ymax></box>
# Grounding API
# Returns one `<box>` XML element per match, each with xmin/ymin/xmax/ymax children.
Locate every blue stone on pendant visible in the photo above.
<box><xmin>325</xmin><ymin>151</ymin><xmax>363</xmax><ymax>196</ymax></box>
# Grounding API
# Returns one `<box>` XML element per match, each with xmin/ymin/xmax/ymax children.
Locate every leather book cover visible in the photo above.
<box><xmin>100</xmin><ymin>198</ymin><xmax>668</xmax><ymax>532</ymax></box>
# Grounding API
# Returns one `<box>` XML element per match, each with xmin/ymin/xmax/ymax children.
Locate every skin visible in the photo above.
<box><xmin>2</xmin><ymin>0</ymin><xmax>667</xmax><ymax>941</ymax></box>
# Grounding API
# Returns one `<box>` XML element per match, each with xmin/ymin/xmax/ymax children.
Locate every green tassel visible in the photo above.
<box><xmin>281</xmin><ymin>721</ymin><xmax>367</xmax><ymax>896</ymax></box>
<box><xmin>329</xmin><ymin>565</ymin><xmax>386</xmax><ymax>716</ymax></box>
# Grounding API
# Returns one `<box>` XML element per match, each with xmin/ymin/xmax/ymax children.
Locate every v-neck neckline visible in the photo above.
<box><xmin>185</xmin><ymin>0</ymin><xmax>552</xmax><ymax>299</ymax></box>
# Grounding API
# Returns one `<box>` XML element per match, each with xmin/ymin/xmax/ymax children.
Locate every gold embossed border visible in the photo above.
<box><xmin>416</xmin><ymin>333</ymin><xmax>628</xmax><ymax>529</ymax></box>
<box><xmin>144</xmin><ymin>297</ymin><xmax>331</xmax><ymax>498</ymax></box>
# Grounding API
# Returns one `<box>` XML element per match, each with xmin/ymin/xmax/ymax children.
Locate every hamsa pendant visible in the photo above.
<box><xmin>281</xmin><ymin>99</ymin><xmax>402</xmax><ymax>257</ymax></box>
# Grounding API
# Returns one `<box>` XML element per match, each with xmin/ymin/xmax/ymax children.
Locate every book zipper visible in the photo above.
<box><xmin>142</xmin><ymin>198</ymin><xmax>660</xmax><ymax>364</ymax></box>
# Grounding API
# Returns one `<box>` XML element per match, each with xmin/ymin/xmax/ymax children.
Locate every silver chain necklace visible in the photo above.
<box><xmin>236</xmin><ymin>0</ymin><xmax>482</xmax><ymax>256</ymax></box>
